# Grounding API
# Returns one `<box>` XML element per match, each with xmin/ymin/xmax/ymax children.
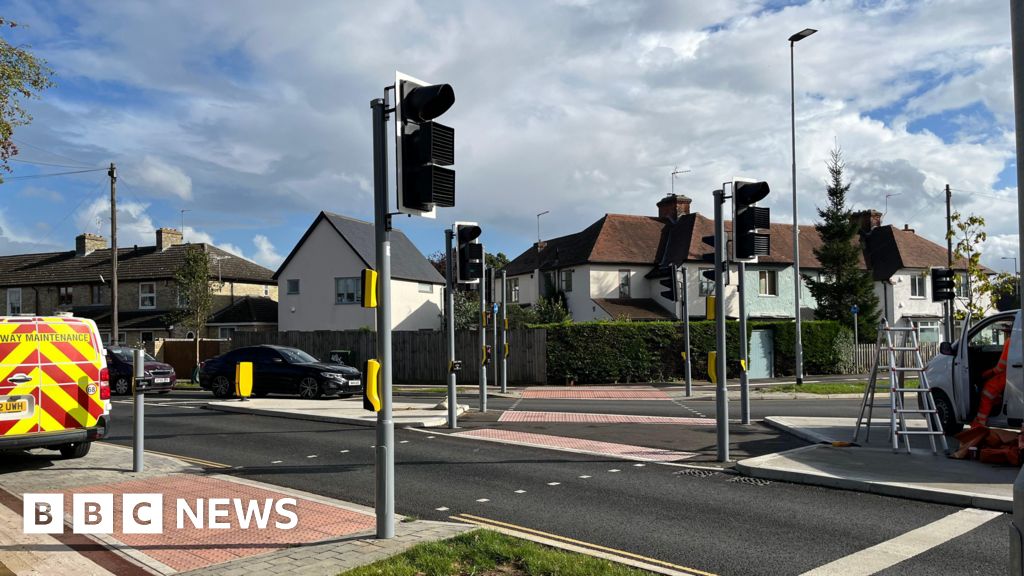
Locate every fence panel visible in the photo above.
<box><xmin>849</xmin><ymin>342</ymin><xmax>940</xmax><ymax>374</ymax></box>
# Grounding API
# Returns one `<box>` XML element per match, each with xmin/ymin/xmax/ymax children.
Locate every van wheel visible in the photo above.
<box><xmin>59</xmin><ymin>442</ymin><xmax>91</xmax><ymax>459</ymax></box>
<box><xmin>933</xmin><ymin>391</ymin><xmax>962</xmax><ymax>436</ymax></box>
<box><xmin>298</xmin><ymin>377</ymin><xmax>322</xmax><ymax>399</ymax></box>
<box><xmin>114</xmin><ymin>377</ymin><xmax>131</xmax><ymax>395</ymax></box>
<box><xmin>211</xmin><ymin>376</ymin><xmax>233</xmax><ymax>398</ymax></box>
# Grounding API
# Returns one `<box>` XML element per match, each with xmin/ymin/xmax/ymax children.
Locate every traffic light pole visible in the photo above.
<box><xmin>681</xmin><ymin>267</ymin><xmax>692</xmax><ymax>397</ymax></box>
<box><xmin>500</xmin><ymin>269</ymin><xmax>508</xmax><ymax>394</ymax></box>
<box><xmin>738</xmin><ymin>261</ymin><xmax>750</xmax><ymax>425</ymax></box>
<box><xmin>445</xmin><ymin>228</ymin><xmax>458</xmax><ymax>429</ymax></box>
<box><xmin>713</xmin><ymin>188</ymin><xmax>729</xmax><ymax>462</ymax></box>
<box><xmin>370</xmin><ymin>96</ymin><xmax>395</xmax><ymax>539</ymax></box>
<box><xmin>491</xmin><ymin>267</ymin><xmax>498</xmax><ymax>392</ymax></box>
<box><xmin>479</xmin><ymin>252</ymin><xmax>487</xmax><ymax>413</ymax></box>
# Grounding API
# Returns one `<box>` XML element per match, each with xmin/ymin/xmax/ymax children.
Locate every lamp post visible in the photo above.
<box><xmin>789</xmin><ymin>27</ymin><xmax>816</xmax><ymax>387</ymax></box>
<box><xmin>537</xmin><ymin>210</ymin><xmax>550</xmax><ymax>244</ymax></box>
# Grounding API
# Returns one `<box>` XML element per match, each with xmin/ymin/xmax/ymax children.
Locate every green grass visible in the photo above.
<box><xmin>339</xmin><ymin>529</ymin><xmax>657</xmax><ymax>576</ymax></box>
<box><xmin>173</xmin><ymin>380</ymin><xmax>201</xmax><ymax>390</ymax></box>
<box><xmin>394</xmin><ymin>387</ymin><xmax>449</xmax><ymax>395</ymax></box>
<box><xmin>769</xmin><ymin>379</ymin><xmax>919</xmax><ymax>395</ymax></box>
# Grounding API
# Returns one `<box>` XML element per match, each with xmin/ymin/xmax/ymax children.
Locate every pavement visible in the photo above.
<box><xmin>0</xmin><ymin>442</ymin><xmax>471</xmax><ymax>576</ymax></box>
<box><xmin>737</xmin><ymin>416</ymin><xmax>1019</xmax><ymax>512</ymax></box>
<box><xmin>205</xmin><ymin>397</ymin><xmax>469</xmax><ymax>428</ymax></box>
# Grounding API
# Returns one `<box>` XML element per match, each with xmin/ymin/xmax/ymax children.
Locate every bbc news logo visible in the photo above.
<box><xmin>24</xmin><ymin>494</ymin><xmax>298</xmax><ymax>534</ymax></box>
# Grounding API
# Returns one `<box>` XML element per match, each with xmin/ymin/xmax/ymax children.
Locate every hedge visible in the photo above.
<box><xmin>534</xmin><ymin>320</ymin><xmax>854</xmax><ymax>384</ymax></box>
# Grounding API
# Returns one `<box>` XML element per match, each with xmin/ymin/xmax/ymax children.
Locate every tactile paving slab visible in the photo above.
<box><xmin>453</xmin><ymin>428</ymin><xmax>696</xmax><ymax>462</ymax></box>
<box><xmin>499</xmin><ymin>411</ymin><xmax>715</xmax><ymax>425</ymax></box>
<box><xmin>521</xmin><ymin>387</ymin><xmax>671</xmax><ymax>400</ymax></box>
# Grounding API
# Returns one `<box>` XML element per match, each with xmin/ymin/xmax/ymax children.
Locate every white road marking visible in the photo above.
<box><xmin>271</xmin><ymin>460</ymin><xmax>282</xmax><ymax>464</ymax></box>
<box><xmin>476</xmin><ymin>498</ymin><xmax>490</xmax><ymax>503</ymax></box>
<box><xmin>436</xmin><ymin>507</ymin><xmax>449</xmax><ymax>511</ymax></box>
<box><xmin>306</xmin><ymin>455</ymin><xmax>317</xmax><ymax>459</ymax></box>
<box><xmin>608</xmin><ymin>469</ymin><xmax>621</xmax><ymax>473</ymax></box>
<box><xmin>514</xmin><ymin>490</ymin><xmax>526</xmax><ymax>494</ymax></box>
<box><xmin>578</xmin><ymin>475</ymin><xmax>591</xmax><ymax>479</ymax></box>
<box><xmin>633</xmin><ymin>463</ymin><xmax>646</xmax><ymax>467</ymax></box>
<box><xmin>399</xmin><ymin>440</ymin><xmax>409</xmax><ymax>444</ymax></box>
<box><xmin>339</xmin><ymin>450</ymin><xmax>350</xmax><ymax>454</ymax></box>
<box><xmin>427</xmin><ymin>436</ymin><xmax>436</xmax><ymax>439</ymax></box>
<box><xmin>547</xmin><ymin>482</ymin><xmax>561</xmax><ymax>486</ymax></box>
<box><xmin>801</xmin><ymin>508</ymin><xmax>1001</xmax><ymax>576</ymax></box>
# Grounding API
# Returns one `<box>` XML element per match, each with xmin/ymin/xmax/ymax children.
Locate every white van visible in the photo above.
<box><xmin>924</xmin><ymin>310</ymin><xmax>1022</xmax><ymax>435</ymax></box>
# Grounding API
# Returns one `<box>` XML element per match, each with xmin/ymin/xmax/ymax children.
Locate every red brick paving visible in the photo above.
<box><xmin>59</xmin><ymin>475</ymin><xmax>374</xmax><ymax>572</ymax></box>
<box><xmin>521</xmin><ymin>387</ymin><xmax>671</xmax><ymax>400</ymax></box>
<box><xmin>453</xmin><ymin>428</ymin><xmax>696</xmax><ymax>462</ymax></box>
<box><xmin>499</xmin><ymin>410</ymin><xmax>715</xmax><ymax>425</ymax></box>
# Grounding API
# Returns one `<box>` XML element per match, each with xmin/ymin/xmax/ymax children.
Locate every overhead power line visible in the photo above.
<box><xmin>2</xmin><ymin>168</ymin><xmax>109</xmax><ymax>180</ymax></box>
<box><xmin>11</xmin><ymin>158</ymin><xmax>98</xmax><ymax>169</ymax></box>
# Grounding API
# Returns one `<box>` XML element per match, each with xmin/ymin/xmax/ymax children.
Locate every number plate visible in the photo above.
<box><xmin>0</xmin><ymin>395</ymin><xmax>34</xmax><ymax>420</ymax></box>
<box><xmin>154</xmin><ymin>377</ymin><xmax>170</xmax><ymax>384</ymax></box>
<box><xmin>0</xmin><ymin>400</ymin><xmax>27</xmax><ymax>413</ymax></box>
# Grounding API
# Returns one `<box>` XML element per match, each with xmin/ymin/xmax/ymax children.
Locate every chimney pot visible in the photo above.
<box><xmin>851</xmin><ymin>209</ymin><xmax>883</xmax><ymax>235</ymax></box>
<box><xmin>75</xmin><ymin>233</ymin><xmax>106</xmax><ymax>257</ymax></box>
<box><xmin>657</xmin><ymin>194</ymin><xmax>692</xmax><ymax>221</ymax></box>
<box><xmin>156</xmin><ymin>227</ymin><xmax>184</xmax><ymax>251</ymax></box>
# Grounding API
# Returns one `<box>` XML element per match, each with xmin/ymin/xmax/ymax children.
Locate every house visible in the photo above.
<box><xmin>273</xmin><ymin>211</ymin><xmax>444</xmax><ymax>331</ymax></box>
<box><xmin>0</xmin><ymin>228</ymin><xmax>279</xmax><ymax>346</ymax></box>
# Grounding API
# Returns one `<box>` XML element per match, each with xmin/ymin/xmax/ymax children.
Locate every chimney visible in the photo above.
<box><xmin>903</xmin><ymin>224</ymin><xmax>914</xmax><ymax>234</ymax></box>
<box><xmin>156</xmin><ymin>228</ymin><xmax>183</xmax><ymax>251</ymax></box>
<box><xmin>75</xmin><ymin>233</ymin><xmax>106</xmax><ymax>257</ymax></box>
<box><xmin>657</xmin><ymin>194</ymin><xmax>693</xmax><ymax>221</ymax></box>
<box><xmin>851</xmin><ymin>209</ymin><xmax>882</xmax><ymax>235</ymax></box>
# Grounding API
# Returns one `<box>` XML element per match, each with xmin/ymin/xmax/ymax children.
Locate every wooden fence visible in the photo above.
<box><xmin>230</xmin><ymin>329</ymin><xmax>547</xmax><ymax>385</ymax></box>
<box><xmin>848</xmin><ymin>342</ymin><xmax>941</xmax><ymax>374</ymax></box>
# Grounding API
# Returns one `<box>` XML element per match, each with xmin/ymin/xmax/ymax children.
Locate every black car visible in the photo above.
<box><xmin>199</xmin><ymin>345</ymin><xmax>361</xmax><ymax>399</ymax></box>
<box><xmin>106</xmin><ymin>346</ymin><xmax>177</xmax><ymax>395</ymax></box>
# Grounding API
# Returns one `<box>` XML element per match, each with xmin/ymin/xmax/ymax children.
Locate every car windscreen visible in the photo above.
<box><xmin>111</xmin><ymin>349</ymin><xmax>157</xmax><ymax>363</ymax></box>
<box><xmin>278</xmin><ymin>348</ymin><xmax>319</xmax><ymax>364</ymax></box>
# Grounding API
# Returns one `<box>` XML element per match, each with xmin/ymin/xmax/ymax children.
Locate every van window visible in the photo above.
<box><xmin>970</xmin><ymin>318</ymin><xmax>1014</xmax><ymax>349</ymax></box>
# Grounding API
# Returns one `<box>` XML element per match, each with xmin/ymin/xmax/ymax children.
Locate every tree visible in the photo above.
<box><xmin>804</xmin><ymin>148</ymin><xmax>880</xmax><ymax>340</ymax></box>
<box><xmin>949</xmin><ymin>210</ymin><xmax>1013</xmax><ymax>321</ymax></box>
<box><xmin>166</xmin><ymin>246</ymin><xmax>216</xmax><ymax>372</ymax></box>
<box><xmin>0</xmin><ymin>19</ymin><xmax>54</xmax><ymax>180</ymax></box>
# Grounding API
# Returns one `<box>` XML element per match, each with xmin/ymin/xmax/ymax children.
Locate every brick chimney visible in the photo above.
<box><xmin>851</xmin><ymin>209</ymin><xmax>882</xmax><ymax>235</ymax></box>
<box><xmin>903</xmin><ymin>224</ymin><xmax>914</xmax><ymax>234</ymax></box>
<box><xmin>657</xmin><ymin>194</ymin><xmax>692</xmax><ymax>221</ymax></box>
<box><xmin>156</xmin><ymin>228</ymin><xmax>183</xmax><ymax>251</ymax></box>
<box><xmin>75</xmin><ymin>233</ymin><xmax>106</xmax><ymax>257</ymax></box>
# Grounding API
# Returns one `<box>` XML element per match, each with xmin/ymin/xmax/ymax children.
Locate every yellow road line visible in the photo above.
<box><xmin>452</xmin><ymin>513</ymin><xmax>716</xmax><ymax>576</ymax></box>
<box><xmin>101</xmin><ymin>442</ymin><xmax>232</xmax><ymax>469</ymax></box>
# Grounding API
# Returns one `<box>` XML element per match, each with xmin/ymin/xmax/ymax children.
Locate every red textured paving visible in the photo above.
<box><xmin>59</xmin><ymin>475</ymin><xmax>374</xmax><ymax>572</ymax></box>
<box><xmin>521</xmin><ymin>387</ymin><xmax>671</xmax><ymax>400</ymax></box>
<box><xmin>453</xmin><ymin>428</ymin><xmax>696</xmax><ymax>462</ymax></box>
<box><xmin>499</xmin><ymin>411</ymin><xmax>715</xmax><ymax>426</ymax></box>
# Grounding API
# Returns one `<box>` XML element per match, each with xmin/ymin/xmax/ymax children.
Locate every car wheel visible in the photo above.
<box><xmin>114</xmin><ymin>377</ymin><xmax>131</xmax><ymax>396</ymax></box>
<box><xmin>298</xmin><ymin>377</ymin><xmax>322</xmax><ymax>399</ymax></box>
<box><xmin>212</xmin><ymin>375</ymin><xmax>233</xmax><ymax>399</ymax></box>
<box><xmin>932</xmin><ymin>391</ymin><xmax>962</xmax><ymax>436</ymax></box>
<box><xmin>59</xmin><ymin>442</ymin><xmax>91</xmax><ymax>459</ymax></box>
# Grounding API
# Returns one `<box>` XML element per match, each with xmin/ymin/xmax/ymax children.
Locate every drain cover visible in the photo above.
<box><xmin>728</xmin><ymin>476</ymin><xmax>772</xmax><ymax>486</ymax></box>
<box><xmin>673</xmin><ymin>468</ymin><xmax>720</xmax><ymax>478</ymax></box>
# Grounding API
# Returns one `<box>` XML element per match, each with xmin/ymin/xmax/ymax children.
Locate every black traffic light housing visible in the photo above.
<box><xmin>700</xmin><ymin>234</ymin><xmax>728</xmax><ymax>285</ymax></box>
<box><xmin>660</xmin><ymin>264</ymin><xmax>679</xmax><ymax>302</ymax></box>
<box><xmin>732</xmin><ymin>178</ymin><xmax>771</xmax><ymax>261</ymax></box>
<box><xmin>396</xmin><ymin>72</ymin><xmax>456</xmax><ymax>216</ymax></box>
<box><xmin>455</xmin><ymin>222</ymin><xmax>483</xmax><ymax>284</ymax></box>
<box><xmin>931</xmin><ymin>267</ymin><xmax>956</xmax><ymax>302</ymax></box>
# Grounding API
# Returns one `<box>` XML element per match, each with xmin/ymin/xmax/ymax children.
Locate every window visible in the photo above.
<box><xmin>559</xmin><ymin>270</ymin><xmax>573</xmax><ymax>293</ymax></box>
<box><xmin>699</xmin><ymin>269</ymin><xmax>714</xmax><ymax>297</ymax></box>
<box><xmin>758</xmin><ymin>270</ymin><xmax>778</xmax><ymax>296</ymax></box>
<box><xmin>418</xmin><ymin>283</ymin><xmax>433</xmax><ymax>294</ymax></box>
<box><xmin>542</xmin><ymin>271</ymin><xmax>556</xmax><ymax>297</ymax></box>
<box><xmin>618</xmin><ymin>270</ymin><xmax>631</xmax><ymax>299</ymax></box>
<box><xmin>139</xmin><ymin>283</ymin><xmax>156</xmax><ymax>309</ymax></box>
<box><xmin>913</xmin><ymin>320</ymin><xmax>940</xmax><ymax>343</ymax></box>
<box><xmin>101</xmin><ymin>332</ymin><xmax>110</xmax><ymax>346</ymax></box>
<box><xmin>507</xmin><ymin>278</ymin><xmax>520</xmax><ymax>303</ymax></box>
<box><xmin>91</xmin><ymin>285</ymin><xmax>103</xmax><ymax>305</ymax></box>
<box><xmin>955</xmin><ymin>272</ymin><xmax>969</xmax><ymax>298</ymax></box>
<box><xmin>6</xmin><ymin>288</ymin><xmax>21</xmax><ymax>315</ymax></box>
<box><xmin>177</xmin><ymin>287</ymin><xmax>189</xmax><ymax>309</ymax></box>
<box><xmin>910</xmin><ymin>273</ymin><xmax>927</xmax><ymax>298</ymax></box>
<box><xmin>58</xmin><ymin>286</ymin><xmax>73</xmax><ymax>306</ymax></box>
<box><xmin>263</xmin><ymin>285</ymin><xmax>270</xmax><ymax>297</ymax></box>
<box><xmin>335</xmin><ymin>277</ymin><xmax>361</xmax><ymax>304</ymax></box>
<box><xmin>287</xmin><ymin>279</ymin><xmax>300</xmax><ymax>294</ymax></box>
<box><xmin>219</xmin><ymin>327</ymin><xmax>236</xmax><ymax>339</ymax></box>
<box><xmin>141</xmin><ymin>331</ymin><xmax>154</xmax><ymax>343</ymax></box>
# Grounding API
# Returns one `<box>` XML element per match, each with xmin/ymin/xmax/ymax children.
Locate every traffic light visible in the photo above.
<box><xmin>660</xmin><ymin>264</ymin><xmax>679</xmax><ymax>302</ymax></box>
<box><xmin>395</xmin><ymin>72</ymin><xmax>456</xmax><ymax>217</ymax></box>
<box><xmin>732</xmin><ymin>178</ymin><xmax>771</xmax><ymax>261</ymax></box>
<box><xmin>455</xmin><ymin>222</ymin><xmax>483</xmax><ymax>283</ymax></box>
<box><xmin>700</xmin><ymin>235</ymin><xmax>729</xmax><ymax>285</ymax></box>
<box><xmin>931</xmin><ymin>267</ymin><xmax>955</xmax><ymax>302</ymax></box>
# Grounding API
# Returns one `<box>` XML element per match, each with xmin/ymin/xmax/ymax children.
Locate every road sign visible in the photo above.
<box><xmin>850</xmin><ymin>304</ymin><xmax>859</xmax><ymax>315</ymax></box>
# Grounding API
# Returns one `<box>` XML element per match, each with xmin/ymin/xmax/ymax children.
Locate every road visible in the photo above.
<box><xmin>98</xmin><ymin>391</ymin><xmax>1007</xmax><ymax>575</ymax></box>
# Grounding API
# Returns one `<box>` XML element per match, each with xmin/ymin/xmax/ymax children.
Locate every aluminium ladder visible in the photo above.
<box><xmin>853</xmin><ymin>319</ymin><xmax>948</xmax><ymax>454</ymax></box>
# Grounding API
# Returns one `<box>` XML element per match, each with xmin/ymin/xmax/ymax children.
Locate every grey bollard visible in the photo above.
<box><xmin>132</xmin><ymin>348</ymin><xmax>145</xmax><ymax>473</ymax></box>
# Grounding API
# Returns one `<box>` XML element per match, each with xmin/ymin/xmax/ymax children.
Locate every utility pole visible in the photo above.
<box><xmin>500</xmin><ymin>269</ymin><xmax>508</xmax><ymax>394</ymax></box>
<box><xmin>681</xmin><ymin>266</ymin><xmax>692</xmax><ymax>397</ymax></box>
<box><xmin>738</xmin><ymin>261</ymin><xmax>750</xmax><ymax>425</ymax></box>
<box><xmin>945</xmin><ymin>183</ymin><xmax>954</xmax><ymax>342</ymax></box>
<box><xmin>713</xmin><ymin>188</ymin><xmax>729</xmax><ymax>462</ymax></box>
<box><xmin>445</xmin><ymin>228</ymin><xmax>458</xmax><ymax>429</ymax></box>
<box><xmin>109</xmin><ymin>163</ymin><xmax>118</xmax><ymax>346</ymax></box>
<box><xmin>479</xmin><ymin>251</ymin><xmax>487</xmax><ymax>412</ymax></box>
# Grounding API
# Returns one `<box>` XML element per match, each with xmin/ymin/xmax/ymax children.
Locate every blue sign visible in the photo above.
<box><xmin>493</xmin><ymin>303</ymin><xmax>499</xmax><ymax>314</ymax></box>
<box><xmin>850</xmin><ymin>304</ymin><xmax>860</xmax><ymax>315</ymax></box>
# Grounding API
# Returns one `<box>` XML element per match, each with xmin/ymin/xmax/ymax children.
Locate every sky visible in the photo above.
<box><xmin>0</xmin><ymin>0</ymin><xmax>1018</xmax><ymax>273</ymax></box>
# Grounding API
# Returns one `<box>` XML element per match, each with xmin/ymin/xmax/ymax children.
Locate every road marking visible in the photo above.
<box><xmin>476</xmin><ymin>498</ymin><xmax>490</xmax><ymax>503</ymax></box>
<box><xmin>427</xmin><ymin>436</ymin><xmax>436</xmax><ymax>439</ymax></box>
<box><xmin>547</xmin><ymin>482</ymin><xmax>561</xmax><ymax>486</ymax></box>
<box><xmin>579</xmin><ymin>475</ymin><xmax>592</xmax><ymax>479</ymax></box>
<box><xmin>271</xmin><ymin>460</ymin><xmax>282</xmax><ymax>464</ymax></box>
<box><xmin>436</xmin><ymin>507</ymin><xmax>449</xmax><ymax>511</ymax></box>
<box><xmin>101</xmin><ymin>444</ymin><xmax>232</xmax><ymax>469</ymax></box>
<box><xmin>340</xmin><ymin>450</ymin><xmax>350</xmax><ymax>453</ymax></box>
<box><xmin>451</xmin><ymin>513</ymin><xmax>715</xmax><ymax>576</ymax></box>
<box><xmin>800</xmin><ymin>508</ymin><xmax>1001</xmax><ymax>576</ymax></box>
<box><xmin>514</xmin><ymin>490</ymin><xmax>526</xmax><ymax>494</ymax></box>
<box><xmin>608</xmin><ymin>469</ymin><xmax>621</xmax><ymax>473</ymax></box>
<box><xmin>306</xmin><ymin>455</ymin><xmax>317</xmax><ymax>459</ymax></box>
<box><xmin>633</xmin><ymin>463</ymin><xmax>646</xmax><ymax>467</ymax></box>
<box><xmin>400</xmin><ymin>440</ymin><xmax>409</xmax><ymax>444</ymax></box>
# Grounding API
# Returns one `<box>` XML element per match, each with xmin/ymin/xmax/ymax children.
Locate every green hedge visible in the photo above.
<box><xmin>535</xmin><ymin>320</ymin><xmax>853</xmax><ymax>384</ymax></box>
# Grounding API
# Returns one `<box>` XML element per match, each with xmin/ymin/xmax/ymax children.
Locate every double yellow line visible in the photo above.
<box><xmin>451</xmin><ymin>513</ymin><xmax>716</xmax><ymax>576</ymax></box>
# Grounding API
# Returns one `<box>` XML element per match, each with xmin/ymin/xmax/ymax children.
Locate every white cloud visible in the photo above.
<box><xmin>131</xmin><ymin>155</ymin><xmax>193</xmax><ymax>200</ymax></box>
<box><xmin>252</xmin><ymin>234</ymin><xmax>282</xmax><ymax>268</ymax></box>
<box><xmin>76</xmin><ymin>198</ymin><xmax>155</xmax><ymax>247</ymax></box>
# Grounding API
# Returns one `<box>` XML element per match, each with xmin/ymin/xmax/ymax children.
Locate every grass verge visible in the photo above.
<box><xmin>769</xmin><ymin>379</ymin><xmax>919</xmax><ymax>395</ymax></box>
<box><xmin>173</xmin><ymin>380</ymin><xmax>201</xmax><ymax>390</ymax></box>
<box><xmin>339</xmin><ymin>529</ymin><xmax>657</xmax><ymax>576</ymax></box>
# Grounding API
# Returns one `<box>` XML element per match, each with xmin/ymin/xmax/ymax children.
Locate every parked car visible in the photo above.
<box><xmin>106</xmin><ymin>346</ymin><xmax>176</xmax><ymax>395</ymax></box>
<box><xmin>199</xmin><ymin>345</ymin><xmax>362</xmax><ymax>399</ymax></box>
<box><xmin>924</xmin><ymin>310</ymin><xmax>1022</xmax><ymax>435</ymax></box>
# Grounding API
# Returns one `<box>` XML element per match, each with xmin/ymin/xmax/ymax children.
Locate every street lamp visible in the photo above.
<box><xmin>789</xmin><ymin>27</ymin><xmax>816</xmax><ymax>387</ymax></box>
<box><xmin>537</xmin><ymin>210</ymin><xmax>550</xmax><ymax>245</ymax></box>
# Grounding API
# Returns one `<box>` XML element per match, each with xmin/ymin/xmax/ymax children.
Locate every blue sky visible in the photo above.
<box><xmin>0</xmin><ymin>0</ymin><xmax>1018</xmax><ymax>271</ymax></box>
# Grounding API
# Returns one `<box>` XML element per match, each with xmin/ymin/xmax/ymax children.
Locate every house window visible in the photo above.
<box><xmin>954</xmin><ymin>272</ymin><xmax>968</xmax><ymax>298</ymax></box>
<box><xmin>914</xmin><ymin>320</ymin><xmax>940</xmax><ymax>343</ymax></box>
<box><xmin>758</xmin><ymin>270</ymin><xmax>778</xmax><ymax>296</ymax></box>
<box><xmin>141</xmin><ymin>331</ymin><xmax>154</xmax><ymax>343</ymax></box>
<box><xmin>507</xmin><ymin>278</ymin><xmax>520</xmax><ymax>303</ymax></box>
<box><xmin>699</xmin><ymin>269</ymin><xmax>714</xmax><ymax>297</ymax></box>
<box><xmin>335</xmin><ymin>277</ymin><xmax>361</xmax><ymax>304</ymax></box>
<box><xmin>101</xmin><ymin>332</ymin><xmax>110</xmax><ymax>346</ymax></box>
<box><xmin>910</xmin><ymin>273</ymin><xmax>927</xmax><ymax>298</ymax></box>
<box><xmin>559</xmin><ymin>269</ymin><xmax>573</xmax><ymax>293</ymax></box>
<box><xmin>177</xmin><ymin>287</ymin><xmax>189</xmax><ymax>308</ymax></box>
<box><xmin>58</xmin><ymin>286</ymin><xmax>73</xmax><ymax>306</ymax></box>
<box><xmin>6</xmin><ymin>288</ymin><xmax>21</xmax><ymax>315</ymax></box>
<box><xmin>618</xmin><ymin>270</ymin><xmax>631</xmax><ymax>299</ymax></box>
<box><xmin>91</xmin><ymin>285</ymin><xmax>103</xmax><ymax>305</ymax></box>
<box><xmin>263</xmin><ymin>285</ymin><xmax>270</xmax><ymax>297</ymax></box>
<box><xmin>139</xmin><ymin>282</ymin><xmax>156</xmax><ymax>309</ymax></box>
<box><xmin>287</xmin><ymin>279</ymin><xmax>300</xmax><ymax>294</ymax></box>
<box><xmin>418</xmin><ymin>283</ymin><xmax>433</xmax><ymax>294</ymax></box>
<box><xmin>542</xmin><ymin>271</ymin><xmax>556</xmax><ymax>297</ymax></box>
<box><xmin>219</xmin><ymin>327</ymin><xmax>236</xmax><ymax>339</ymax></box>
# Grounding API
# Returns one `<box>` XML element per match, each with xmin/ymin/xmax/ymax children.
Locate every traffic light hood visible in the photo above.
<box><xmin>404</xmin><ymin>84</ymin><xmax>455</xmax><ymax>122</ymax></box>
<box><xmin>734</xmin><ymin>180</ymin><xmax>770</xmax><ymax>204</ymax></box>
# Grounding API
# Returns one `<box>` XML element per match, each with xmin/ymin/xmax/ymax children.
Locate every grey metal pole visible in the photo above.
<box><xmin>854</xmin><ymin>311</ymin><xmax>859</xmax><ymax>346</ymax></box>
<box><xmin>132</xmin><ymin>348</ymin><xmax>144</xmax><ymax>473</ymax></box>
<box><xmin>490</xmin><ymin>267</ymin><xmax>497</xmax><ymax>392</ymax></box>
<box><xmin>501</xmin><ymin>269</ymin><xmax>508</xmax><ymax>394</ymax></box>
<box><xmin>1009</xmin><ymin>2</ymin><xmax>1024</xmax><ymax>571</ymax></box>
<box><xmin>371</xmin><ymin>96</ymin><xmax>394</xmax><ymax>539</ymax></box>
<box><xmin>791</xmin><ymin>39</ymin><xmax>805</xmax><ymax>387</ymax></box>
<box><xmin>738</xmin><ymin>261</ymin><xmax>750</xmax><ymax>425</ymax></box>
<box><xmin>714</xmin><ymin>188</ymin><xmax>730</xmax><ymax>462</ymax></box>
<box><xmin>479</xmin><ymin>250</ymin><xmax>487</xmax><ymax>412</ymax></box>
<box><xmin>445</xmin><ymin>229</ymin><xmax>457</xmax><ymax>429</ymax></box>
<box><xmin>682</xmin><ymin>267</ymin><xmax>692</xmax><ymax>397</ymax></box>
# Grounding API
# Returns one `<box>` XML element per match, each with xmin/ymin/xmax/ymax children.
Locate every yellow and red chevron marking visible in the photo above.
<box><xmin>0</xmin><ymin>320</ymin><xmax>40</xmax><ymax>437</ymax></box>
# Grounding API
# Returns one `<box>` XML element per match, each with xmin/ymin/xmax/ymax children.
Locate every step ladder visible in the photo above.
<box><xmin>853</xmin><ymin>319</ymin><xmax>948</xmax><ymax>454</ymax></box>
